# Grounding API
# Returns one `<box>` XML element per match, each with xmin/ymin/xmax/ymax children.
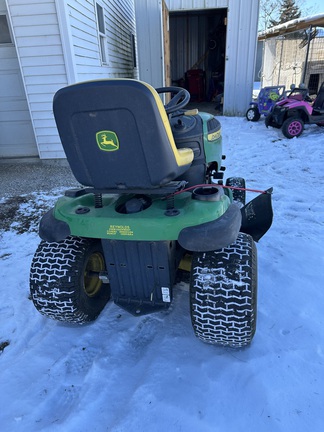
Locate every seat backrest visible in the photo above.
<box><xmin>313</xmin><ymin>82</ymin><xmax>324</xmax><ymax>111</ymax></box>
<box><xmin>53</xmin><ymin>79</ymin><xmax>193</xmax><ymax>190</ymax></box>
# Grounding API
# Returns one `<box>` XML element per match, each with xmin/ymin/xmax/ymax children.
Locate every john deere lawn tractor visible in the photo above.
<box><xmin>30</xmin><ymin>79</ymin><xmax>273</xmax><ymax>348</ymax></box>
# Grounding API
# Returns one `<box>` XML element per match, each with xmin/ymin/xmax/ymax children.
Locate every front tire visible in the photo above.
<box><xmin>30</xmin><ymin>236</ymin><xmax>111</xmax><ymax>324</ymax></box>
<box><xmin>190</xmin><ymin>233</ymin><xmax>257</xmax><ymax>348</ymax></box>
<box><xmin>226</xmin><ymin>177</ymin><xmax>246</xmax><ymax>207</ymax></box>
<box><xmin>282</xmin><ymin>117</ymin><xmax>304</xmax><ymax>138</ymax></box>
<box><xmin>246</xmin><ymin>107</ymin><xmax>260</xmax><ymax>122</ymax></box>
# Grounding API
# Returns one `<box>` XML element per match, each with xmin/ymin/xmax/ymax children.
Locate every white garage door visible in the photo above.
<box><xmin>0</xmin><ymin>10</ymin><xmax>38</xmax><ymax>158</ymax></box>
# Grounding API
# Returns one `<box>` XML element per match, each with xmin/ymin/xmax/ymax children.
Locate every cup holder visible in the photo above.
<box><xmin>192</xmin><ymin>186</ymin><xmax>221</xmax><ymax>202</ymax></box>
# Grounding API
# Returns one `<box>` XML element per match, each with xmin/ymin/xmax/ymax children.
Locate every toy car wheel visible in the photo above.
<box><xmin>30</xmin><ymin>236</ymin><xmax>111</xmax><ymax>324</ymax></box>
<box><xmin>246</xmin><ymin>107</ymin><xmax>260</xmax><ymax>122</ymax></box>
<box><xmin>282</xmin><ymin>117</ymin><xmax>304</xmax><ymax>138</ymax></box>
<box><xmin>226</xmin><ymin>177</ymin><xmax>246</xmax><ymax>206</ymax></box>
<box><xmin>190</xmin><ymin>233</ymin><xmax>257</xmax><ymax>348</ymax></box>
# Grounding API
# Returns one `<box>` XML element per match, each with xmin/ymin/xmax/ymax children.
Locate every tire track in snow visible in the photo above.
<box><xmin>12</xmin><ymin>298</ymin><xmax>176</xmax><ymax>429</ymax></box>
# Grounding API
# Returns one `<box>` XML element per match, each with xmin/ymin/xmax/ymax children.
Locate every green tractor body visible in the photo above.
<box><xmin>30</xmin><ymin>80</ymin><xmax>273</xmax><ymax>347</ymax></box>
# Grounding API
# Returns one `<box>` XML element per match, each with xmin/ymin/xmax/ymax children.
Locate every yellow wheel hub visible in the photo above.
<box><xmin>84</xmin><ymin>252</ymin><xmax>106</xmax><ymax>297</ymax></box>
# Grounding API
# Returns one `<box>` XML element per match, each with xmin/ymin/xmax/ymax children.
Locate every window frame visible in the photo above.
<box><xmin>95</xmin><ymin>2</ymin><xmax>108</xmax><ymax>65</ymax></box>
<box><xmin>131</xmin><ymin>33</ymin><xmax>137</xmax><ymax>68</ymax></box>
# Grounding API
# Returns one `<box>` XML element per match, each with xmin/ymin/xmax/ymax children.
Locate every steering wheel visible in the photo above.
<box><xmin>155</xmin><ymin>86</ymin><xmax>190</xmax><ymax>114</ymax></box>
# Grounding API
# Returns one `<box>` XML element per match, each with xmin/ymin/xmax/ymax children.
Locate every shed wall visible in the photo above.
<box><xmin>134</xmin><ymin>0</ymin><xmax>164</xmax><ymax>88</ymax></box>
<box><xmin>136</xmin><ymin>0</ymin><xmax>259</xmax><ymax>116</ymax></box>
<box><xmin>224</xmin><ymin>0</ymin><xmax>259</xmax><ymax>115</ymax></box>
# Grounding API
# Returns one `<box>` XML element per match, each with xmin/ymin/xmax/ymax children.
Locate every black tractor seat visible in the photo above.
<box><xmin>312</xmin><ymin>82</ymin><xmax>324</xmax><ymax>114</ymax></box>
<box><xmin>53</xmin><ymin>79</ymin><xmax>194</xmax><ymax>193</ymax></box>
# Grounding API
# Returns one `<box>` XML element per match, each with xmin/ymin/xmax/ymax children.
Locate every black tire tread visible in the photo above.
<box><xmin>190</xmin><ymin>233</ymin><xmax>257</xmax><ymax>347</ymax></box>
<box><xmin>30</xmin><ymin>236</ymin><xmax>110</xmax><ymax>324</ymax></box>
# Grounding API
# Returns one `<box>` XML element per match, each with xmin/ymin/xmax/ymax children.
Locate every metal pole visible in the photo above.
<box><xmin>278</xmin><ymin>37</ymin><xmax>284</xmax><ymax>85</ymax></box>
<box><xmin>302</xmin><ymin>25</ymin><xmax>313</xmax><ymax>85</ymax></box>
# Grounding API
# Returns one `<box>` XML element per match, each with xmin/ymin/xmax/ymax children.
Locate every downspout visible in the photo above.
<box><xmin>54</xmin><ymin>0</ymin><xmax>77</xmax><ymax>84</ymax></box>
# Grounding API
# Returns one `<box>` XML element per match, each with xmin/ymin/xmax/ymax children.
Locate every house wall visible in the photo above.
<box><xmin>5</xmin><ymin>0</ymin><xmax>68</xmax><ymax>159</ymax></box>
<box><xmin>66</xmin><ymin>0</ymin><xmax>138</xmax><ymax>81</ymax></box>
<box><xmin>136</xmin><ymin>0</ymin><xmax>259</xmax><ymax>116</ymax></box>
<box><xmin>5</xmin><ymin>0</ymin><xmax>137</xmax><ymax>159</ymax></box>
<box><xmin>0</xmin><ymin>0</ymin><xmax>38</xmax><ymax>158</ymax></box>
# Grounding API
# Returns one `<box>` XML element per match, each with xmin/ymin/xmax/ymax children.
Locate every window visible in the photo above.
<box><xmin>131</xmin><ymin>33</ymin><xmax>137</xmax><ymax>68</ymax></box>
<box><xmin>96</xmin><ymin>3</ymin><xmax>107</xmax><ymax>64</ymax></box>
<box><xmin>0</xmin><ymin>15</ymin><xmax>12</xmax><ymax>44</ymax></box>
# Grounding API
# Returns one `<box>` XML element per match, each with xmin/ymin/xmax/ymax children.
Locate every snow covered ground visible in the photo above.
<box><xmin>0</xmin><ymin>115</ymin><xmax>323</xmax><ymax>432</ymax></box>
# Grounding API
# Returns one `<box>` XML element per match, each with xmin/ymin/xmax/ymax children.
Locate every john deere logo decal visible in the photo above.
<box><xmin>96</xmin><ymin>131</ymin><xmax>119</xmax><ymax>151</ymax></box>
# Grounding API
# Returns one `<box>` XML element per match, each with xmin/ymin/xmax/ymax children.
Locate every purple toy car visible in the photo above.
<box><xmin>246</xmin><ymin>85</ymin><xmax>285</xmax><ymax>122</ymax></box>
<box><xmin>265</xmin><ymin>82</ymin><xmax>324</xmax><ymax>138</ymax></box>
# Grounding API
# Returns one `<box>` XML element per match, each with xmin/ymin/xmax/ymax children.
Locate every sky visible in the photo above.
<box><xmin>302</xmin><ymin>0</ymin><xmax>323</xmax><ymax>16</ymax></box>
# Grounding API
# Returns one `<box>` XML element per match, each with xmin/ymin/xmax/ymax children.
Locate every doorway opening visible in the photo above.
<box><xmin>169</xmin><ymin>8</ymin><xmax>227</xmax><ymax>111</ymax></box>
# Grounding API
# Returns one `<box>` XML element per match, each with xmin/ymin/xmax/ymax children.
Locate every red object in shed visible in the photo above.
<box><xmin>186</xmin><ymin>69</ymin><xmax>205</xmax><ymax>101</ymax></box>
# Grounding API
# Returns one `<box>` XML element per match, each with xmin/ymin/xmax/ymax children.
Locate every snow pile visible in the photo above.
<box><xmin>0</xmin><ymin>116</ymin><xmax>323</xmax><ymax>432</ymax></box>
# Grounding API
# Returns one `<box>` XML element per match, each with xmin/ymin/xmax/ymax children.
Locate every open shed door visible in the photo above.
<box><xmin>169</xmin><ymin>8</ymin><xmax>227</xmax><ymax>105</ymax></box>
<box><xmin>0</xmin><ymin>5</ymin><xmax>38</xmax><ymax>158</ymax></box>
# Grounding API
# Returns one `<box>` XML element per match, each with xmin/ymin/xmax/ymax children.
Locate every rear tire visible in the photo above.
<box><xmin>190</xmin><ymin>233</ymin><xmax>257</xmax><ymax>348</ymax></box>
<box><xmin>246</xmin><ymin>107</ymin><xmax>260</xmax><ymax>122</ymax></box>
<box><xmin>30</xmin><ymin>236</ymin><xmax>111</xmax><ymax>324</ymax></box>
<box><xmin>282</xmin><ymin>117</ymin><xmax>304</xmax><ymax>138</ymax></box>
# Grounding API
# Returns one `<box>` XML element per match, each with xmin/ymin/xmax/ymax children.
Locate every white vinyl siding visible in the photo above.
<box><xmin>5</xmin><ymin>0</ymin><xmax>68</xmax><ymax>159</ymax></box>
<box><xmin>107</xmin><ymin>0</ymin><xmax>137</xmax><ymax>77</ymax></box>
<box><xmin>67</xmin><ymin>0</ymin><xmax>138</xmax><ymax>81</ymax></box>
<box><xmin>5</xmin><ymin>0</ymin><xmax>137</xmax><ymax>159</ymax></box>
<box><xmin>67</xmin><ymin>0</ymin><xmax>102</xmax><ymax>77</ymax></box>
<box><xmin>0</xmin><ymin>4</ymin><xmax>37</xmax><ymax>159</ymax></box>
<box><xmin>96</xmin><ymin>2</ymin><xmax>108</xmax><ymax>64</ymax></box>
<box><xmin>0</xmin><ymin>46</ymin><xmax>38</xmax><ymax>158</ymax></box>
